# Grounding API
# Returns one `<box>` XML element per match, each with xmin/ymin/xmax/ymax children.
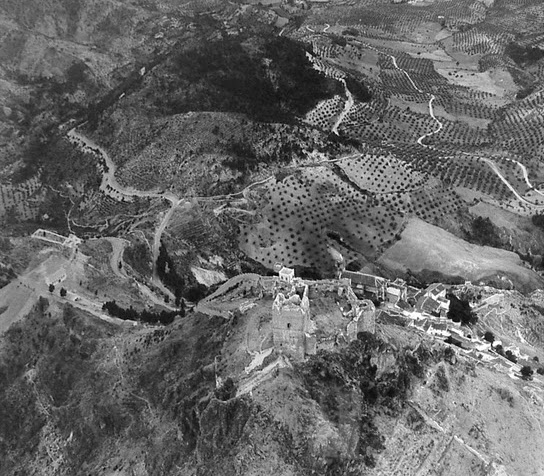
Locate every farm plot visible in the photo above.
<box><xmin>439</xmin><ymin>155</ymin><xmax>516</xmax><ymax>202</ymax></box>
<box><xmin>395</xmin><ymin>54</ymin><xmax>450</xmax><ymax>93</ymax></box>
<box><xmin>336</xmin><ymin>153</ymin><xmax>428</xmax><ymax>194</ymax></box>
<box><xmin>239</xmin><ymin>167</ymin><xmax>405</xmax><ymax>275</ymax></box>
<box><xmin>433</xmin><ymin>90</ymin><xmax>502</xmax><ymax>123</ymax></box>
<box><xmin>450</xmin><ymin>25</ymin><xmax>514</xmax><ymax>56</ymax></box>
<box><xmin>379</xmin><ymin>143</ymin><xmax>514</xmax><ymax>204</ymax></box>
<box><xmin>424</xmin><ymin>119</ymin><xmax>490</xmax><ymax>149</ymax></box>
<box><xmin>0</xmin><ymin>177</ymin><xmax>43</xmax><ymax>224</ymax></box>
<box><xmin>338</xmin><ymin>43</ymin><xmax>381</xmax><ymax>80</ymax></box>
<box><xmin>487</xmin><ymin>2</ymin><xmax>544</xmax><ymax>38</ymax></box>
<box><xmin>489</xmin><ymin>92</ymin><xmax>544</xmax><ymax>157</ymax></box>
<box><xmin>71</xmin><ymin>191</ymin><xmax>156</xmax><ymax>232</ymax></box>
<box><xmin>406</xmin><ymin>185</ymin><xmax>465</xmax><ymax>224</ymax></box>
<box><xmin>304</xmin><ymin>95</ymin><xmax>345</xmax><ymax>131</ymax></box>
<box><xmin>340</xmin><ymin>102</ymin><xmax>435</xmax><ymax>145</ymax></box>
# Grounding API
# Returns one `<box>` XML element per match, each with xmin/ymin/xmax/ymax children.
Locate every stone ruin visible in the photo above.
<box><xmin>272</xmin><ymin>283</ymin><xmax>316</xmax><ymax>359</ymax></box>
<box><xmin>271</xmin><ymin>276</ymin><xmax>376</xmax><ymax>359</ymax></box>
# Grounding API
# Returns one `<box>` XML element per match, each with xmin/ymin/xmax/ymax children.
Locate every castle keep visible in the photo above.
<box><xmin>272</xmin><ymin>283</ymin><xmax>315</xmax><ymax>359</ymax></box>
<box><xmin>270</xmin><ymin>268</ymin><xmax>378</xmax><ymax>359</ymax></box>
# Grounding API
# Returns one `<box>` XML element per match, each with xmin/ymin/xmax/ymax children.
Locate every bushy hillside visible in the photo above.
<box><xmin>2</xmin><ymin>292</ymin><xmax>542</xmax><ymax>475</ymax></box>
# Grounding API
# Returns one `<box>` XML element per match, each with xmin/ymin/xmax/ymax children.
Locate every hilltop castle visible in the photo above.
<box><xmin>272</xmin><ymin>283</ymin><xmax>315</xmax><ymax>359</ymax></box>
<box><xmin>270</xmin><ymin>267</ymin><xmax>378</xmax><ymax>359</ymax></box>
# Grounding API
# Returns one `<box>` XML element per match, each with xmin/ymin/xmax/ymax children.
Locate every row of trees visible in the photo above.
<box><xmin>484</xmin><ymin>331</ymin><xmax>541</xmax><ymax>380</ymax></box>
<box><xmin>102</xmin><ymin>300</ymin><xmax>183</xmax><ymax>325</ymax></box>
<box><xmin>49</xmin><ymin>284</ymin><xmax>67</xmax><ymax>297</ymax></box>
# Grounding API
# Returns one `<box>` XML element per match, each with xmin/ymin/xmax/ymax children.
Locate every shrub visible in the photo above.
<box><xmin>505</xmin><ymin>350</ymin><xmax>517</xmax><ymax>363</ymax></box>
<box><xmin>447</xmin><ymin>293</ymin><xmax>477</xmax><ymax>326</ymax></box>
<box><xmin>102</xmin><ymin>301</ymin><xmax>182</xmax><ymax>325</ymax></box>
<box><xmin>494</xmin><ymin>387</ymin><xmax>514</xmax><ymax>407</ymax></box>
<box><xmin>521</xmin><ymin>365</ymin><xmax>533</xmax><ymax>380</ymax></box>
<box><xmin>484</xmin><ymin>331</ymin><xmax>494</xmax><ymax>343</ymax></box>
<box><xmin>214</xmin><ymin>377</ymin><xmax>236</xmax><ymax>401</ymax></box>
<box><xmin>506</xmin><ymin>42</ymin><xmax>544</xmax><ymax>66</ymax></box>
<box><xmin>532</xmin><ymin>214</ymin><xmax>544</xmax><ymax>230</ymax></box>
<box><xmin>469</xmin><ymin>216</ymin><xmax>501</xmax><ymax>247</ymax></box>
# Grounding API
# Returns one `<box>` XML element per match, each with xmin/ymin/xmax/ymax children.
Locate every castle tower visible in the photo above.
<box><xmin>272</xmin><ymin>284</ymin><xmax>313</xmax><ymax>358</ymax></box>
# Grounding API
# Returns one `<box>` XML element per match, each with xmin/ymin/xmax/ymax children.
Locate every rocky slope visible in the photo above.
<box><xmin>2</xmin><ymin>1</ymin><xmax>544</xmax><ymax>474</ymax></box>
<box><xmin>1</xmin><ymin>284</ymin><xmax>543</xmax><ymax>475</ymax></box>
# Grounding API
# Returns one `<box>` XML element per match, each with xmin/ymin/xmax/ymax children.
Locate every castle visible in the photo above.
<box><xmin>272</xmin><ymin>283</ymin><xmax>315</xmax><ymax>359</ymax></box>
<box><xmin>270</xmin><ymin>268</ymin><xmax>377</xmax><ymax>359</ymax></box>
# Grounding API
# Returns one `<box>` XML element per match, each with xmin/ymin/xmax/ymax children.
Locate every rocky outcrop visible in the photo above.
<box><xmin>197</xmin><ymin>397</ymin><xmax>253</xmax><ymax>464</ymax></box>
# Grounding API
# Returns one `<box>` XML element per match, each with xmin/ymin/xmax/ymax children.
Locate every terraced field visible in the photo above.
<box><xmin>240</xmin><ymin>150</ymin><xmax>466</xmax><ymax>274</ymax></box>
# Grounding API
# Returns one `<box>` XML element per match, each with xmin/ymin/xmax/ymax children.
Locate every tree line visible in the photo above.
<box><xmin>102</xmin><ymin>300</ymin><xmax>184</xmax><ymax>325</ymax></box>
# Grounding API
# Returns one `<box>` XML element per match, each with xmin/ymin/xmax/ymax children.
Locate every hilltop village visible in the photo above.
<box><xmin>197</xmin><ymin>263</ymin><xmax>536</xmax><ymax>391</ymax></box>
<box><xmin>18</xmin><ymin>225</ymin><xmax>531</xmax><ymax>383</ymax></box>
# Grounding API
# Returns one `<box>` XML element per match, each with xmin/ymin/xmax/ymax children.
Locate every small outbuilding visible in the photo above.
<box><xmin>279</xmin><ymin>266</ymin><xmax>295</xmax><ymax>283</ymax></box>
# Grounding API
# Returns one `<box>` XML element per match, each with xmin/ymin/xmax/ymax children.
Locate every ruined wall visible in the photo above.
<box><xmin>357</xmin><ymin>300</ymin><xmax>376</xmax><ymax>334</ymax></box>
<box><xmin>272</xmin><ymin>286</ymin><xmax>311</xmax><ymax>358</ymax></box>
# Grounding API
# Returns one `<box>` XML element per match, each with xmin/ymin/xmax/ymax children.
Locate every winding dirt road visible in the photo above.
<box><xmin>68</xmin><ymin>129</ymin><xmax>178</xmax><ymax>205</ymax></box>
<box><xmin>332</xmin><ymin>78</ymin><xmax>354</xmax><ymax>136</ymax></box>
<box><xmin>68</xmin><ymin>128</ymin><xmax>278</xmax><ymax>300</ymax></box>
<box><xmin>417</xmin><ymin>95</ymin><xmax>443</xmax><ymax>146</ymax></box>
<box><xmin>480</xmin><ymin>158</ymin><xmax>544</xmax><ymax>209</ymax></box>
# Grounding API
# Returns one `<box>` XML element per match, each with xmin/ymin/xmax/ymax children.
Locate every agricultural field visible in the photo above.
<box><xmin>240</xmin><ymin>166</ymin><xmax>398</xmax><ymax>274</ymax></box>
<box><xmin>239</xmin><ymin>153</ymin><xmax>466</xmax><ymax>275</ymax></box>
<box><xmin>378</xmin><ymin>218</ymin><xmax>543</xmax><ymax>292</ymax></box>
<box><xmin>0</xmin><ymin>176</ymin><xmax>43</xmax><ymax>225</ymax></box>
<box><xmin>303</xmin><ymin>95</ymin><xmax>344</xmax><ymax>131</ymax></box>
<box><xmin>227</xmin><ymin>0</ymin><xmax>544</xmax><ymax>277</ymax></box>
<box><xmin>4</xmin><ymin>0</ymin><xmax>544</xmax><ymax>286</ymax></box>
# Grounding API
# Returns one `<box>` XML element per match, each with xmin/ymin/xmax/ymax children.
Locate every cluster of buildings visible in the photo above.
<box><xmin>226</xmin><ymin>262</ymin><xmax>535</xmax><ymax>387</ymax></box>
<box><xmin>268</xmin><ymin>266</ymin><xmax>393</xmax><ymax>359</ymax></box>
<box><xmin>268</xmin><ymin>266</ymin><xmax>504</xmax><ymax>369</ymax></box>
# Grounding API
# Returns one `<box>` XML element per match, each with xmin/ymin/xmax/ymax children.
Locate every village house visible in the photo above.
<box><xmin>423</xmin><ymin>321</ymin><xmax>450</xmax><ymax>338</ymax></box>
<box><xmin>426</xmin><ymin>283</ymin><xmax>448</xmax><ymax>300</ymax></box>
<box><xmin>385</xmin><ymin>279</ymin><xmax>407</xmax><ymax>306</ymax></box>
<box><xmin>416</xmin><ymin>295</ymin><xmax>441</xmax><ymax>317</ymax></box>
<box><xmin>341</xmin><ymin>270</ymin><xmax>387</xmax><ymax>301</ymax></box>
<box><xmin>413</xmin><ymin>283</ymin><xmax>450</xmax><ymax>318</ymax></box>
<box><xmin>278</xmin><ymin>266</ymin><xmax>295</xmax><ymax>284</ymax></box>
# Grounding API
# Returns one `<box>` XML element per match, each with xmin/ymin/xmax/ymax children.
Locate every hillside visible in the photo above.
<box><xmin>378</xmin><ymin>218</ymin><xmax>544</xmax><ymax>293</ymax></box>
<box><xmin>2</xmin><ymin>0</ymin><xmax>544</xmax><ymax>475</ymax></box>
<box><xmin>2</xmin><ymin>273</ymin><xmax>544</xmax><ymax>475</ymax></box>
<box><xmin>3</xmin><ymin>0</ymin><xmax>544</xmax><ymax>290</ymax></box>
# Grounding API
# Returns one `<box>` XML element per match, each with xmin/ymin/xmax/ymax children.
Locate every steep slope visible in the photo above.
<box><xmin>2</xmin><ymin>286</ymin><xmax>544</xmax><ymax>475</ymax></box>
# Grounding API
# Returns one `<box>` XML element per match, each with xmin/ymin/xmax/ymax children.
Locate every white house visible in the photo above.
<box><xmin>278</xmin><ymin>266</ymin><xmax>295</xmax><ymax>283</ymax></box>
